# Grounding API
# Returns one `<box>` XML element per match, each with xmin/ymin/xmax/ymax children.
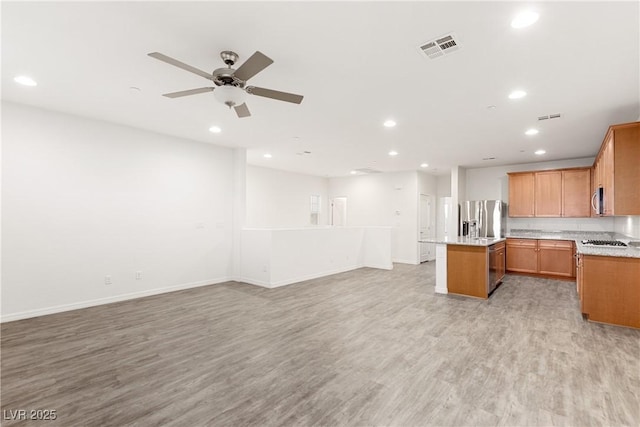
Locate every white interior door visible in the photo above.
<box><xmin>420</xmin><ymin>194</ymin><xmax>435</xmax><ymax>262</ymax></box>
<box><xmin>330</xmin><ymin>197</ymin><xmax>347</xmax><ymax>226</ymax></box>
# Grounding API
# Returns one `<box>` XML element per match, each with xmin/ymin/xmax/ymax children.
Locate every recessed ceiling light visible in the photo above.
<box><xmin>525</xmin><ymin>128</ymin><xmax>539</xmax><ymax>136</ymax></box>
<box><xmin>388</xmin><ymin>150</ymin><xmax>398</xmax><ymax>156</ymax></box>
<box><xmin>350</xmin><ymin>170</ymin><xmax>358</xmax><ymax>175</ymax></box>
<box><xmin>383</xmin><ymin>120</ymin><xmax>397</xmax><ymax>128</ymax></box>
<box><xmin>420</xmin><ymin>163</ymin><xmax>428</xmax><ymax>168</ymax></box>
<box><xmin>535</xmin><ymin>149</ymin><xmax>546</xmax><ymax>155</ymax></box>
<box><xmin>508</xmin><ymin>90</ymin><xmax>527</xmax><ymax>99</ymax></box>
<box><xmin>209</xmin><ymin>126</ymin><xmax>221</xmax><ymax>133</ymax></box>
<box><xmin>511</xmin><ymin>11</ymin><xmax>540</xmax><ymax>29</ymax></box>
<box><xmin>14</xmin><ymin>75</ymin><xmax>37</xmax><ymax>86</ymax></box>
<box><xmin>263</xmin><ymin>153</ymin><xmax>273</xmax><ymax>159</ymax></box>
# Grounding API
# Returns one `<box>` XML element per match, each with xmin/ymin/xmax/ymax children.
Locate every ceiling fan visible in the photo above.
<box><xmin>148</xmin><ymin>50</ymin><xmax>304</xmax><ymax>118</ymax></box>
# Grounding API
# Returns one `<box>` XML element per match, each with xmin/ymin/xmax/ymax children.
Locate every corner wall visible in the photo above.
<box><xmin>328</xmin><ymin>171</ymin><xmax>420</xmax><ymax>264</ymax></box>
<box><xmin>1</xmin><ymin>102</ymin><xmax>235</xmax><ymax>321</ymax></box>
<box><xmin>245</xmin><ymin>165</ymin><xmax>329</xmax><ymax>228</ymax></box>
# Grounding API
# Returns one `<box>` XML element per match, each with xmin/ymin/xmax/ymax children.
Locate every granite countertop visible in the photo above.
<box><xmin>419</xmin><ymin>236</ymin><xmax>506</xmax><ymax>247</ymax></box>
<box><xmin>575</xmin><ymin>239</ymin><xmax>640</xmax><ymax>258</ymax></box>
<box><xmin>507</xmin><ymin>229</ymin><xmax>640</xmax><ymax>259</ymax></box>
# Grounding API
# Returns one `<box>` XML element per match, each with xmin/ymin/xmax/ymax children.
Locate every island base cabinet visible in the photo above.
<box><xmin>581</xmin><ymin>255</ymin><xmax>640</xmax><ymax>329</ymax></box>
<box><xmin>447</xmin><ymin>245</ymin><xmax>488</xmax><ymax>299</ymax></box>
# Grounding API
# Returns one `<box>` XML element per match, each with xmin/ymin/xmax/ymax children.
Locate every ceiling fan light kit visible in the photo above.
<box><xmin>149</xmin><ymin>50</ymin><xmax>304</xmax><ymax>118</ymax></box>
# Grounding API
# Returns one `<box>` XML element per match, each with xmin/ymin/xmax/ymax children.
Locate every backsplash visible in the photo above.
<box><xmin>508</xmin><ymin>217</ymin><xmax>615</xmax><ymax>233</ymax></box>
<box><xmin>614</xmin><ymin>216</ymin><xmax>640</xmax><ymax>238</ymax></box>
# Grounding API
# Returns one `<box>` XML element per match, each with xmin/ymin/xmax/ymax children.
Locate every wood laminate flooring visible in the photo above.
<box><xmin>1</xmin><ymin>263</ymin><xmax>639</xmax><ymax>426</ymax></box>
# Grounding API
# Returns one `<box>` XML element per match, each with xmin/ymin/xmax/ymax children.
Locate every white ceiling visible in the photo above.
<box><xmin>2</xmin><ymin>1</ymin><xmax>639</xmax><ymax>177</ymax></box>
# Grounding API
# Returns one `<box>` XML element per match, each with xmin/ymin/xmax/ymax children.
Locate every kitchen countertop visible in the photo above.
<box><xmin>507</xmin><ymin>229</ymin><xmax>640</xmax><ymax>259</ymax></box>
<box><xmin>419</xmin><ymin>236</ymin><xmax>506</xmax><ymax>247</ymax></box>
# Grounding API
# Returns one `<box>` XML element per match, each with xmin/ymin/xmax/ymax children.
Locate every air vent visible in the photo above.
<box><xmin>354</xmin><ymin>168</ymin><xmax>382</xmax><ymax>174</ymax></box>
<box><xmin>419</xmin><ymin>33</ymin><xmax>461</xmax><ymax>59</ymax></box>
<box><xmin>538</xmin><ymin>113</ymin><xmax>562</xmax><ymax>121</ymax></box>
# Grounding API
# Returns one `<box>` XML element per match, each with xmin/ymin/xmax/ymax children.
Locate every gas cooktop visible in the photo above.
<box><xmin>581</xmin><ymin>239</ymin><xmax>628</xmax><ymax>247</ymax></box>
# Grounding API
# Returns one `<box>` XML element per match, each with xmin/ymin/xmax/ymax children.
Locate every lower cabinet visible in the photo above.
<box><xmin>579</xmin><ymin>254</ymin><xmax>640</xmax><ymax>328</ymax></box>
<box><xmin>505</xmin><ymin>239</ymin><xmax>537</xmax><ymax>273</ymax></box>
<box><xmin>506</xmin><ymin>238</ymin><xmax>575</xmax><ymax>278</ymax></box>
<box><xmin>447</xmin><ymin>245</ymin><xmax>488</xmax><ymax>299</ymax></box>
<box><xmin>538</xmin><ymin>240</ymin><xmax>574</xmax><ymax>277</ymax></box>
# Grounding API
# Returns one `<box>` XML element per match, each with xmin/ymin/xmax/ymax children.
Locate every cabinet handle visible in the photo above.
<box><xmin>591</xmin><ymin>191</ymin><xmax>598</xmax><ymax>213</ymax></box>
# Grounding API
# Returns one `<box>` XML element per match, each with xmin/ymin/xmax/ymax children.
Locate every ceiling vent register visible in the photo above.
<box><xmin>538</xmin><ymin>113</ymin><xmax>562</xmax><ymax>121</ymax></box>
<box><xmin>354</xmin><ymin>168</ymin><xmax>382</xmax><ymax>174</ymax></box>
<box><xmin>419</xmin><ymin>33</ymin><xmax>461</xmax><ymax>59</ymax></box>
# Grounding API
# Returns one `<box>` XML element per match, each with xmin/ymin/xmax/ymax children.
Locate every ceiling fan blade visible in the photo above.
<box><xmin>234</xmin><ymin>103</ymin><xmax>251</xmax><ymax>118</ymax></box>
<box><xmin>162</xmin><ymin>87</ymin><xmax>215</xmax><ymax>98</ymax></box>
<box><xmin>148</xmin><ymin>52</ymin><xmax>212</xmax><ymax>80</ymax></box>
<box><xmin>233</xmin><ymin>51</ymin><xmax>274</xmax><ymax>81</ymax></box>
<box><xmin>246</xmin><ymin>86</ymin><xmax>304</xmax><ymax>104</ymax></box>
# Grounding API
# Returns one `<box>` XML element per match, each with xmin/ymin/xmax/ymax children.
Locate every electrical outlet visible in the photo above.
<box><xmin>104</xmin><ymin>275</ymin><xmax>112</xmax><ymax>285</ymax></box>
<box><xmin>135</xmin><ymin>271</ymin><xmax>142</xmax><ymax>280</ymax></box>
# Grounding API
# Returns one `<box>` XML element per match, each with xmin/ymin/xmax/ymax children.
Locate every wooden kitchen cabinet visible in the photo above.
<box><xmin>592</xmin><ymin>122</ymin><xmax>640</xmax><ymax>216</ymax></box>
<box><xmin>508</xmin><ymin>172</ymin><xmax>535</xmax><ymax>217</ymax></box>
<box><xmin>495</xmin><ymin>241</ymin><xmax>506</xmax><ymax>282</ymax></box>
<box><xmin>534</xmin><ymin>171</ymin><xmax>562</xmax><ymax>216</ymax></box>
<box><xmin>447</xmin><ymin>245</ymin><xmax>488</xmax><ymax>298</ymax></box>
<box><xmin>580</xmin><ymin>255</ymin><xmax>640</xmax><ymax>328</ymax></box>
<box><xmin>508</xmin><ymin>168</ymin><xmax>591</xmax><ymax>218</ymax></box>
<box><xmin>506</xmin><ymin>239</ymin><xmax>538</xmax><ymax>273</ymax></box>
<box><xmin>506</xmin><ymin>238</ymin><xmax>576</xmax><ymax>278</ymax></box>
<box><xmin>576</xmin><ymin>254</ymin><xmax>584</xmax><ymax>310</ymax></box>
<box><xmin>562</xmin><ymin>169</ymin><xmax>591</xmax><ymax>217</ymax></box>
<box><xmin>538</xmin><ymin>240</ymin><xmax>574</xmax><ymax>277</ymax></box>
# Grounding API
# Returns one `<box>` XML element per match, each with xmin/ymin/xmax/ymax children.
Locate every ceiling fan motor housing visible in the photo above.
<box><xmin>212</xmin><ymin>67</ymin><xmax>245</xmax><ymax>88</ymax></box>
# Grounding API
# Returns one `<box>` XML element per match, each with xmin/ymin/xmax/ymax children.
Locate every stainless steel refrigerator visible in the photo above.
<box><xmin>460</xmin><ymin>200</ymin><xmax>507</xmax><ymax>238</ymax></box>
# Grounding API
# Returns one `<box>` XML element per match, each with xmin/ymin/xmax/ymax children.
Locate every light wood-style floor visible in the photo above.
<box><xmin>2</xmin><ymin>263</ymin><xmax>639</xmax><ymax>426</ymax></box>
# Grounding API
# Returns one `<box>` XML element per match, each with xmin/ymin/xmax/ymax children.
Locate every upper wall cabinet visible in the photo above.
<box><xmin>508</xmin><ymin>168</ymin><xmax>591</xmax><ymax>218</ymax></box>
<box><xmin>534</xmin><ymin>171</ymin><xmax>562</xmax><ymax>217</ymax></box>
<box><xmin>508</xmin><ymin>172</ymin><xmax>535</xmax><ymax>217</ymax></box>
<box><xmin>592</xmin><ymin>122</ymin><xmax>640</xmax><ymax>216</ymax></box>
<box><xmin>562</xmin><ymin>169</ymin><xmax>591</xmax><ymax>217</ymax></box>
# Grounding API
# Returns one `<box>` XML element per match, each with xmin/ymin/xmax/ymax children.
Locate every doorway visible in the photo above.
<box><xmin>330</xmin><ymin>197</ymin><xmax>347</xmax><ymax>226</ymax></box>
<box><xmin>419</xmin><ymin>194</ymin><xmax>435</xmax><ymax>262</ymax></box>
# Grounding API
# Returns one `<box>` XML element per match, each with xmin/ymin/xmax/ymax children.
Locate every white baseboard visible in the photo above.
<box><xmin>435</xmin><ymin>286</ymin><xmax>449</xmax><ymax>294</ymax></box>
<box><xmin>363</xmin><ymin>262</ymin><xmax>393</xmax><ymax>270</ymax></box>
<box><xmin>393</xmin><ymin>258</ymin><xmax>421</xmax><ymax>265</ymax></box>
<box><xmin>234</xmin><ymin>277</ymin><xmax>271</xmax><ymax>288</ymax></box>
<box><xmin>1</xmin><ymin>277</ymin><xmax>231</xmax><ymax>323</ymax></box>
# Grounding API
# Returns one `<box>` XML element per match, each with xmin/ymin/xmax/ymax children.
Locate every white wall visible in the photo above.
<box><xmin>328</xmin><ymin>172</ymin><xmax>419</xmax><ymax>264</ymax></box>
<box><xmin>418</xmin><ymin>172</ymin><xmax>437</xmax><ymax>235</ymax></box>
<box><xmin>437</xmin><ymin>174</ymin><xmax>451</xmax><ymax>198</ymax></box>
<box><xmin>246</xmin><ymin>165</ymin><xmax>329</xmax><ymax>228</ymax></box>
<box><xmin>2</xmin><ymin>102</ymin><xmax>235</xmax><ymax>321</ymax></box>
<box><xmin>240</xmin><ymin>227</ymin><xmax>392</xmax><ymax>288</ymax></box>
<box><xmin>418</xmin><ymin>171</ymin><xmax>437</xmax><ymax>197</ymax></box>
<box><xmin>615</xmin><ymin>216</ymin><xmax>640</xmax><ymax>238</ymax></box>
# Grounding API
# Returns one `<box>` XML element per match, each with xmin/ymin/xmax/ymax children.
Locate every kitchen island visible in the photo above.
<box><xmin>420</xmin><ymin>237</ymin><xmax>506</xmax><ymax>299</ymax></box>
